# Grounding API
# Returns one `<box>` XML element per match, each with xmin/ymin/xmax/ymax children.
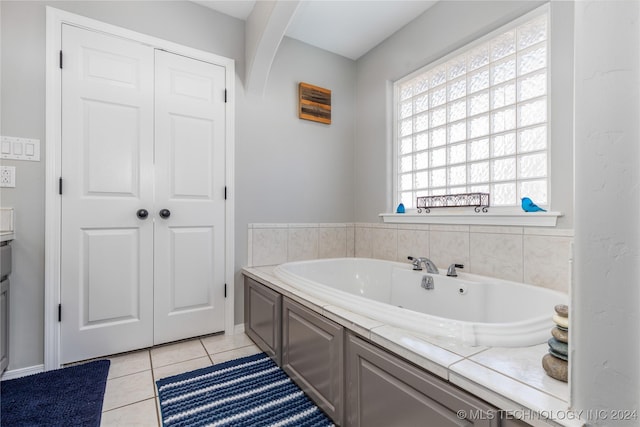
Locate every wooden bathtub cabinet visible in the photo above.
<box><xmin>346</xmin><ymin>334</ymin><xmax>499</xmax><ymax>427</ymax></box>
<box><xmin>244</xmin><ymin>276</ymin><xmax>523</xmax><ymax>427</ymax></box>
<box><xmin>244</xmin><ymin>277</ymin><xmax>281</xmax><ymax>364</ymax></box>
<box><xmin>282</xmin><ymin>298</ymin><xmax>344</xmax><ymax>425</ymax></box>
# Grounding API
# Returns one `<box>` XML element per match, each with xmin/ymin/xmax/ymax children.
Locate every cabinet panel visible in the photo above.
<box><xmin>282</xmin><ymin>298</ymin><xmax>343</xmax><ymax>425</ymax></box>
<box><xmin>346</xmin><ymin>333</ymin><xmax>499</xmax><ymax>427</ymax></box>
<box><xmin>0</xmin><ymin>279</ymin><xmax>8</xmax><ymax>373</ymax></box>
<box><xmin>501</xmin><ymin>417</ymin><xmax>531</xmax><ymax>426</ymax></box>
<box><xmin>244</xmin><ymin>277</ymin><xmax>281</xmax><ymax>363</ymax></box>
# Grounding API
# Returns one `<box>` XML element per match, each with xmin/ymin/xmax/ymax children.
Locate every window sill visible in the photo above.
<box><xmin>379</xmin><ymin>210</ymin><xmax>562</xmax><ymax>227</ymax></box>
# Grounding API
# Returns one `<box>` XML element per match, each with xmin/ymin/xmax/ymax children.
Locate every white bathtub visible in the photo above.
<box><xmin>273</xmin><ymin>258</ymin><xmax>568</xmax><ymax>347</ymax></box>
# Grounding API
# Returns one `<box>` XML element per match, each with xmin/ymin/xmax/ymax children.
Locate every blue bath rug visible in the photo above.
<box><xmin>0</xmin><ymin>359</ymin><xmax>110</xmax><ymax>427</ymax></box>
<box><xmin>156</xmin><ymin>353</ymin><xmax>334</xmax><ymax>427</ymax></box>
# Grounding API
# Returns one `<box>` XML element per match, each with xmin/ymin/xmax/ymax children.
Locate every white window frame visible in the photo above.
<box><xmin>391</xmin><ymin>4</ymin><xmax>552</xmax><ymax>217</ymax></box>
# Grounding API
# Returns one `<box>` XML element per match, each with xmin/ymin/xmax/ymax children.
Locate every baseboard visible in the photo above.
<box><xmin>233</xmin><ymin>323</ymin><xmax>245</xmax><ymax>335</ymax></box>
<box><xmin>1</xmin><ymin>364</ymin><xmax>45</xmax><ymax>380</ymax></box>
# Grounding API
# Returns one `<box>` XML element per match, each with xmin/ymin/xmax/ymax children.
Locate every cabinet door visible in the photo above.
<box><xmin>282</xmin><ymin>297</ymin><xmax>343</xmax><ymax>425</ymax></box>
<box><xmin>501</xmin><ymin>417</ymin><xmax>531</xmax><ymax>426</ymax></box>
<box><xmin>346</xmin><ymin>333</ymin><xmax>499</xmax><ymax>427</ymax></box>
<box><xmin>0</xmin><ymin>279</ymin><xmax>8</xmax><ymax>373</ymax></box>
<box><xmin>244</xmin><ymin>278</ymin><xmax>281</xmax><ymax>363</ymax></box>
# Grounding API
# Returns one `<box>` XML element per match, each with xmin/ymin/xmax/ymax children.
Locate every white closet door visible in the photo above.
<box><xmin>153</xmin><ymin>50</ymin><xmax>226</xmax><ymax>344</ymax></box>
<box><xmin>60</xmin><ymin>24</ymin><xmax>155</xmax><ymax>363</ymax></box>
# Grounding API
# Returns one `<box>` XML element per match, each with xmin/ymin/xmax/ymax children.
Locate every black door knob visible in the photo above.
<box><xmin>136</xmin><ymin>209</ymin><xmax>149</xmax><ymax>219</ymax></box>
<box><xmin>159</xmin><ymin>209</ymin><xmax>171</xmax><ymax>219</ymax></box>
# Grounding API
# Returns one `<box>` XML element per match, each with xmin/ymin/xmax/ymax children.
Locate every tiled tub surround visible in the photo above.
<box><xmin>248</xmin><ymin>223</ymin><xmax>573</xmax><ymax>293</ymax></box>
<box><xmin>242</xmin><ymin>266</ymin><xmax>580</xmax><ymax>427</ymax></box>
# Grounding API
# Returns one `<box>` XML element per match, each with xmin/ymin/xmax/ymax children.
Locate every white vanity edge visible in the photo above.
<box><xmin>242</xmin><ymin>265</ymin><xmax>582</xmax><ymax>427</ymax></box>
<box><xmin>0</xmin><ymin>232</ymin><xmax>14</xmax><ymax>243</ymax></box>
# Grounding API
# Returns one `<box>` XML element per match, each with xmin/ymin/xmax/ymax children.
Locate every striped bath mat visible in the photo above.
<box><xmin>156</xmin><ymin>353</ymin><xmax>334</xmax><ymax>427</ymax></box>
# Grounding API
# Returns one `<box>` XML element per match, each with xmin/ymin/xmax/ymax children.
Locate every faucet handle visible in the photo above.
<box><xmin>446</xmin><ymin>263</ymin><xmax>464</xmax><ymax>277</ymax></box>
<box><xmin>407</xmin><ymin>256</ymin><xmax>422</xmax><ymax>270</ymax></box>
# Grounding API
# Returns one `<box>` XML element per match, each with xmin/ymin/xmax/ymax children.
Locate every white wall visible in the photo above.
<box><xmin>354</xmin><ymin>1</ymin><xmax>574</xmax><ymax>228</ymax></box>
<box><xmin>0</xmin><ymin>0</ymin><xmax>355</xmax><ymax>370</ymax></box>
<box><xmin>572</xmin><ymin>1</ymin><xmax>640</xmax><ymax>422</ymax></box>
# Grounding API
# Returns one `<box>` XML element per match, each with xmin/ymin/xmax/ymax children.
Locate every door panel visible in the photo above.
<box><xmin>153</xmin><ymin>50</ymin><xmax>226</xmax><ymax>344</ymax></box>
<box><xmin>170</xmin><ymin>227</ymin><xmax>214</xmax><ymax>309</ymax></box>
<box><xmin>83</xmin><ymin>100</ymin><xmax>140</xmax><ymax>196</ymax></box>
<box><xmin>83</xmin><ymin>228</ymin><xmax>141</xmax><ymax>323</ymax></box>
<box><xmin>169</xmin><ymin>114</ymin><xmax>214</xmax><ymax>198</ymax></box>
<box><xmin>60</xmin><ymin>24</ymin><xmax>154</xmax><ymax>363</ymax></box>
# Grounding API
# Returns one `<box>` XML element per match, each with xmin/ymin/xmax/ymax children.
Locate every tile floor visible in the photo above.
<box><xmin>96</xmin><ymin>332</ymin><xmax>261</xmax><ymax>426</ymax></box>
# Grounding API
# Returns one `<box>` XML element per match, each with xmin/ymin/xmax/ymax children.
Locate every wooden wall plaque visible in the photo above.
<box><xmin>298</xmin><ymin>82</ymin><xmax>331</xmax><ymax>124</ymax></box>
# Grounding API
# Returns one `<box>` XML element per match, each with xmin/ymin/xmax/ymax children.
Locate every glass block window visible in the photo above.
<box><xmin>394</xmin><ymin>9</ymin><xmax>549</xmax><ymax>209</ymax></box>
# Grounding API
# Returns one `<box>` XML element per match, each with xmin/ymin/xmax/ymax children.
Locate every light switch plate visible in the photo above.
<box><xmin>1</xmin><ymin>136</ymin><xmax>40</xmax><ymax>161</ymax></box>
<box><xmin>0</xmin><ymin>166</ymin><xmax>16</xmax><ymax>188</ymax></box>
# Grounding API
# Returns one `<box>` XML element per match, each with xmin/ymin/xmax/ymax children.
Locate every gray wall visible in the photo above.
<box><xmin>0</xmin><ymin>0</ymin><xmax>355</xmax><ymax>370</ymax></box>
<box><xmin>354</xmin><ymin>1</ymin><xmax>574</xmax><ymax>228</ymax></box>
<box><xmin>235</xmin><ymin>37</ymin><xmax>356</xmax><ymax>318</ymax></box>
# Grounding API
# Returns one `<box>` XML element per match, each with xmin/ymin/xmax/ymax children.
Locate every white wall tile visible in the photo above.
<box><xmin>346</xmin><ymin>225</ymin><xmax>355</xmax><ymax>257</ymax></box>
<box><xmin>397</xmin><ymin>229</ymin><xmax>430</xmax><ymax>262</ymax></box>
<box><xmin>318</xmin><ymin>227</ymin><xmax>347</xmax><ymax>258</ymax></box>
<box><xmin>251</xmin><ymin>228</ymin><xmax>288</xmax><ymax>266</ymax></box>
<box><xmin>247</xmin><ymin>228</ymin><xmax>253</xmax><ymax>266</ymax></box>
<box><xmin>246</xmin><ymin>223</ymin><xmax>573</xmax><ymax>294</ymax></box>
<box><xmin>355</xmin><ymin>225</ymin><xmax>373</xmax><ymax>257</ymax></box>
<box><xmin>469</xmin><ymin>232</ymin><xmax>523</xmax><ymax>282</ymax></box>
<box><xmin>523</xmin><ymin>235</ymin><xmax>572</xmax><ymax>292</ymax></box>
<box><xmin>430</xmin><ymin>224</ymin><xmax>470</xmax><ymax>233</ymax></box>
<box><xmin>524</xmin><ymin>227</ymin><xmax>574</xmax><ymax>237</ymax></box>
<box><xmin>288</xmin><ymin>227</ymin><xmax>319</xmax><ymax>261</ymax></box>
<box><xmin>470</xmin><ymin>225</ymin><xmax>523</xmax><ymax>235</ymax></box>
<box><xmin>429</xmin><ymin>230</ymin><xmax>470</xmax><ymax>270</ymax></box>
<box><xmin>371</xmin><ymin>227</ymin><xmax>398</xmax><ymax>261</ymax></box>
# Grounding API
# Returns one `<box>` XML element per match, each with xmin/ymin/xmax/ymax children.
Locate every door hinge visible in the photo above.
<box><xmin>224</xmin><ymin>186</ymin><xmax>227</xmax><ymax>200</ymax></box>
<box><xmin>59</xmin><ymin>177</ymin><xmax>63</xmax><ymax>195</ymax></box>
<box><xmin>224</xmin><ymin>283</ymin><xmax>227</xmax><ymax>298</ymax></box>
<box><xmin>58</xmin><ymin>304</ymin><xmax>62</xmax><ymax>322</ymax></box>
<box><xmin>59</xmin><ymin>50</ymin><xmax>63</xmax><ymax>69</ymax></box>
<box><xmin>224</xmin><ymin>89</ymin><xmax>227</xmax><ymax>103</ymax></box>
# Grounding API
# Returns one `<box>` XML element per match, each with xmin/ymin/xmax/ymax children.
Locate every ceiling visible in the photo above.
<box><xmin>192</xmin><ymin>1</ymin><xmax>438</xmax><ymax>60</ymax></box>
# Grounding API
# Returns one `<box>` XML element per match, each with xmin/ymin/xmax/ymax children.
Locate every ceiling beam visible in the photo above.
<box><xmin>245</xmin><ymin>0</ymin><xmax>300</xmax><ymax>94</ymax></box>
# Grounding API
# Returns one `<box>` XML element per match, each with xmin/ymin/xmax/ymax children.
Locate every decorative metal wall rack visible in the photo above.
<box><xmin>417</xmin><ymin>193</ymin><xmax>490</xmax><ymax>213</ymax></box>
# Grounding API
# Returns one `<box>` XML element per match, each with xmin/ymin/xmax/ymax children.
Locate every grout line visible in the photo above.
<box><xmin>198</xmin><ymin>338</ymin><xmax>215</xmax><ymax>365</ymax></box>
<box><xmin>155</xmin><ymin>396</ymin><xmax>162</xmax><ymax>427</ymax></box>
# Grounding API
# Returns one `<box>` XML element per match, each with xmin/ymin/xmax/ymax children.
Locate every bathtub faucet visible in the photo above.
<box><xmin>446</xmin><ymin>263</ymin><xmax>464</xmax><ymax>277</ymax></box>
<box><xmin>407</xmin><ymin>256</ymin><xmax>439</xmax><ymax>274</ymax></box>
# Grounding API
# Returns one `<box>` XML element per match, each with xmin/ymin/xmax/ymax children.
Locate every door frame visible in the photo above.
<box><xmin>44</xmin><ymin>7</ymin><xmax>236</xmax><ymax>370</ymax></box>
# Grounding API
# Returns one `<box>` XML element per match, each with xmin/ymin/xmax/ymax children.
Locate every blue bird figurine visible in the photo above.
<box><xmin>521</xmin><ymin>197</ymin><xmax>546</xmax><ymax>212</ymax></box>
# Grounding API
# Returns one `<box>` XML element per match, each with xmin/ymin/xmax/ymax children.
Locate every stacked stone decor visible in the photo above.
<box><xmin>542</xmin><ymin>304</ymin><xmax>569</xmax><ymax>382</ymax></box>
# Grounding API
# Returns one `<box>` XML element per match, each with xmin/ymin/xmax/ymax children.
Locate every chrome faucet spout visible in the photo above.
<box><xmin>407</xmin><ymin>256</ymin><xmax>439</xmax><ymax>274</ymax></box>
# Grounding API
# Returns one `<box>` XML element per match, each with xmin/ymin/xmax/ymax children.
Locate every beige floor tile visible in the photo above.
<box><xmin>201</xmin><ymin>333</ymin><xmax>255</xmax><ymax>355</ymax></box>
<box><xmin>107</xmin><ymin>350</ymin><xmax>151</xmax><ymax>380</ymax></box>
<box><xmin>101</xmin><ymin>397</ymin><xmax>159</xmax><ymax>426</ymax></box>
<box><xmin>152</xmin><ymin>356</ymin><xmax>213</xmax><ymax>386</ymax></box>
<box><xmin>102</xmin><ymin>370</ymin><xmax>156</xmax><ymax>412</ymax></box>
<box><xmin>210</xmin><ymin>343</ymin><xmax>262</xmax><ymax>364</ymax></box>
<box><xmin>150</xmin><ymin>339</ymin><xmax>208</xmax><ymax>368</ymax></box>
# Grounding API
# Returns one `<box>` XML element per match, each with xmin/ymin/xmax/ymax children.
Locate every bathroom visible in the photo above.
<box><xmin>0</xmin><ymin>0</ymin><xmax>638</xmax><ymax>426</ymax></box>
